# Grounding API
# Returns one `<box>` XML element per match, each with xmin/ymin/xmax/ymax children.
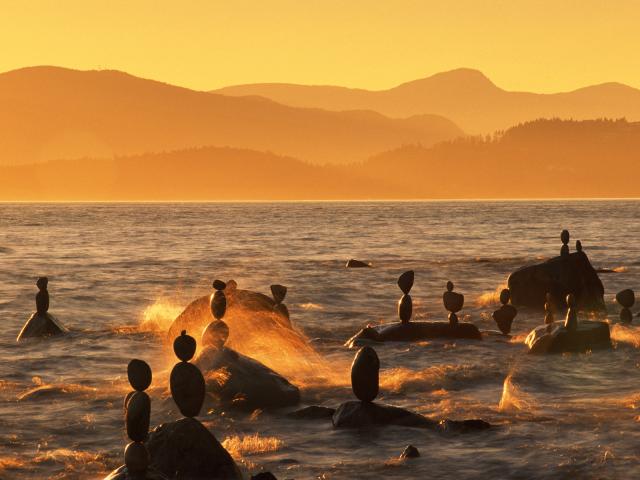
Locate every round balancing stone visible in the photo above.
<box><xmin>201</xmin><ymin>320</ymin><xmax>229</xmax><ymax>349</ymax></box>
<box><xmin>210</xmin><ymin>290</ymin><xmax>227</xmax><ymax>320</ymax></box>
<box><xmin>270</xmin><ymin>284</ymin><xmax>287</xmax><ymax>304</ymax></box>
<box><xmin>170</xmin><ymin>361</ymin><xmax>206</xmax><ymax>417</ymax></box>
<box><xmin>351</xmin><ymin>346</ymin><xmax>380</xmax><ymax>403</ymax></box>
<box><xmin>127</xmin><ymin>359</ymin><xmax>152</xmax><ymax>392</ymax></box>
<box><xmin>398</xmin><ymin>294</ymin><xmax>412</xmax><ymax>323</ymax></box>
<box><xmin>616</xmin><ymin>289</ymin><xmax>635</xmax><ymax>309</ymax></box>
<box><xmin>126</xmin><ymin>391</ymin><xmax>151</xmax><ymax>442</ymax></box>
<box><xmin>561</xmin><ymin>230</ymin><xmax>570</xmax><ymax>245</ymax></box>
<box><xmin>174</xmin><ymin>331</ymin><xmax>197</xmax><ymax>362</ymax></box>
<box><xmin>212</xmin><ymin>279</ymin><xmax>227</xmax><ymax>291</ymax></box>
<box><xmin>499</xmin><ymin>289</ymin><xmax>510</xmax><ymax>305</ymax></box>
<box><xmin>124</xmin><ymin>441</ymin><xmax>150</xmax><ymax>473</ymax></box>
<box><xmin>397</xmin><ymin>270</ymin><xmax>414</xmax><ymax>295</ymax></box>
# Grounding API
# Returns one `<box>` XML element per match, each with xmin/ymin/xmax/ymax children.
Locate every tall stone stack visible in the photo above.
<box><xmin>124</xmin><ymin>360</ymin><xmax>153</xmax><ymax>477</ymax></box>
<box><xmin>492</xmin><ymin>288</ymin><xmax>517</xmax><ymax>335</ymax></box>
<box><xmin>564</xmin><ymin>294</ymin><xmax>578</xmax><ymax>332</ymax></box>
<box><xmin>560</xmin><ymin>230</ymin><xmax>570</xmax><ymax>257</ymax></box>
<box><xmin>350</xmin><ymin>346</ymin><xmax>380</xmax><ymax>403</ymax></box>
<box><xmin>202</xmin><ymin>279</ymin><xmax>230</xmax><ymax>349</ymax></box>
<box><xmin>616</xmin><ymin>289</ymin><xmax>635</xmax><ymax>324</ymax></box>
<box><xmin>544</xmin><ymin>293</ymin><xmax>555</xmax><ymax>325</ymax></box>
<box><xmin>170</xmin><ymin>331</ymin><xmax>206</xmax><ymax>418</ymax></box>
<box><xmin>443</xmin><ymin>281</ymin><xmax>464</xmax><ymax>327</ymax></box>
<box><xmin>397</xmin><ymin>270</ymin><xmax>414</xmax><ymax>324</ymax></box>
<box><xmin>270</xmin><ymin>284</ymin><xmax>289</xmax><ymax>321</ymax></box>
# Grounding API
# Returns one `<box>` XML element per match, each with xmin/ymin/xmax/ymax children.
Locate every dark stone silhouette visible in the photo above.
<box><xmin>492</xmin><ymin>288</ymin><xmax>518</xmax><ymax>334</ymax></box>
<box><xmin>346</xmin><ymin>259</ymin><xmax>371</xmax><ymax>268</ymax></box>
<box><xmin>146</xmin><ymin>417</ymin><xmax>242</xmax><ymax>480</ymax></box>
<box><xmin>508</xmin><ymin>232</ymin><xmax>605</xmax><ymax>311</ymax></box>
<box><xmin>347</xmin><ymin>273</ymin><xmax>481</xmax><ymax>345</ymax></box>
<box><xmin>104</xmin><ymin>360</ymin><xmax>168</xmax><ymax>480</ymax></box>
<box><xmin>560</xmin><ymin>229</ymin><xmax>570</xmax><ymax>256</ymax></box>
<box><xmin>196</xmin><ymin>284</ymin><xmax>300</xmax><ymax>410</ymax></box>
<box><xmin>170</xmin><ymin>331</ymin><xmax>205</xmax><ymax>417</ymax></box>
<box><xmin>350</xmin><ymin>346</ymin><xmax>379</xmax><ymax>403</ymax></box>
<box><xmin>576</xmin><ymin>240</ymin><xmax>583</xmax><ymax>252</ymax></box>
<box><xmin>17</xmin><ymin>277</ymin><xmax>67</xmax><ymax>341</ymax></box>
<box><xmin>616</xmin><ymin>289</ymin><xmax>635</xmax><ymax>323</ymax></box>
<box><xmin>400</xmin><ymin>445</ymin><xmax>420</xmax><ymax>459</ymax></box>
<box><xmin>525</xmin><ymin>294</ymin><xmax>611</xmax><ymax>354</ymax></box>
<box><xmin>213</xmin><ymin>279</ymin><xmax>227</xmax><ymax>291</ymax></box>
<box><xmin>251</xmin><ymin>473</ymin><xmax>278</xmax><ymax>480</ymax></box>
<box><xmin>270</xmin><ymin>284</ymin><xmax>290</xmax><ymax>324</ymax></box>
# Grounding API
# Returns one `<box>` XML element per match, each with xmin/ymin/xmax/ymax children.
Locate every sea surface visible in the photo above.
<box><xmin>1</xmin><ymin>201</ymin><xmax>639</xmax><ymax>479</ymax></box>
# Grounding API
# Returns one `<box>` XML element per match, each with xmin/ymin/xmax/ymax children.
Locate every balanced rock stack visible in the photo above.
<box><xmin>397</xmin><ymin>270</ymin><xmax>414</xmax><ymax>324</ymax></box>
<box><xmin>17</xmin><ymin>277</ymin><xmax>68</xmax><ymax>341</ymax></box>
<box><xmin>170</xmin><ymin>331</ymin><xmax>206</xmax><ymax>418</ymax></box>
<box><xmin>104</xmin><ymin>360</ymin><xmax>167</xmax><ymax>480</ymax></box>
<box><xmin>492</xmin><ymin>288</ymin><xmax>517</xmax><ymax>335</ymax></box>
<box><xmin>270</xmin><ymin>284</ymin><xmax>290</xmax><ymax>323</ymax></box>
<box><xmin>544</xmin><ymin>293</ymin><xmax>555</xmax><ymax>325</ymax></box>
<box><xmin>616</xmin><ymin>289</ymin><xmax>635</xmax><ymax>323</ymax></box>
<box><xmin>443</xmin><ymin>281</ymin><xmax>464</xmax><ymax>327</ymax></box>
<box><xmin>560</xmin><ymin>229</ymin><xmax>570</xmax><ymax>256</ymax></box>
<box><xmin>564</xmin><ymin>294</ymin><xmax>578</xmax><ymax>332</ymax></box>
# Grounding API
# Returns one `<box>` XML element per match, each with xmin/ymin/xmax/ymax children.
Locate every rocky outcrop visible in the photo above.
<box><xmin>196</xmin><ymin>346</ymin><xmax>300</xmax><ymax>410</ymax></box>
<box><xmin>525</xmin><ymin>320</ymin><xmax>611</xmax><ymax>354</ymax></box>
<box><xmin>346</xmin><ymin>321</ymin><xmax>481</xmax><ymax>346</ymax></box>
<box><xmin>146</xmin><ymin>417</ymin><xmax>242</xmax><ymax>480</ymax></box>
<box><xmin>508</xmin><ymin>251</ymin><xmax>605</xmax><ymax>310</ymax></box>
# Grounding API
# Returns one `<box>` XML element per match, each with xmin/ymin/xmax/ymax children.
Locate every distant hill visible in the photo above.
<box><xmin>354</xmin><ymin>118</ymin><xmax>640</xmax><ymax>198</ymax></box>
<box><xmin>3</xmin><ymin>119</ymin><xmax>638</xmax><ymax>200</ymax></box>
<box><xmin>0</xmin><ymin>66</ymin><xmax>463</xmax><ymax>166</ymax></box>
<box><xmin>0</xmin><ymin>146</ymin><xmax>412</xmax><ymax>201</ymax></box>
<box><xmin>214</xmin><ymin>68</ymin><xmax>640</xmax><ymax>134</ymax></box>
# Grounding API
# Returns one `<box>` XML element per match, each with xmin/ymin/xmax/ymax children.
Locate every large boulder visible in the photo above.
<box><xmin>17</xmin><ymin>312</ymin><xmax>67</xmax><ymax>341</ymax></box>
<box><xmin>168</xmin><ymin>283</ymin><xmax>289</xmax><ymax>341</ymax></box>
<box><xmin>508</xmin><ymin>251</ymin><xmax>605</xmax><ymax>310</ymax></box>
<box><xmin>146</xmin><ymin>417</ymin><xmax>242</xmax><ymax>480</ymax></box>
<box><xmin>195</xmin><ymin>347</ymin><xmax>300</xmax><ymax>410</ymax></box>
<box><xmin>346</xmin><ymin>321</ymin><xmax>481</xmax><ymax>347</ymax></box>
<box><xmin>525</xmin><ymin>320</ymin><xmax>611</xmax><ymax>354</ymax></box>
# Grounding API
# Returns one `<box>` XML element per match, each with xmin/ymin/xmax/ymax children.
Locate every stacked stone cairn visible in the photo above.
<box><xmin>202</xmin><ymin>279</ymin><xmax>230</xmax><ymax>349</ymax></box>
<box><xmin>492</xmin><ymin>288</ymin><xmax>517</xmax><ymax>334</ymax></box>
<box><xmin>560</xmin><ymin>229</ymin><xmax>570</xmax><ymax>256</ymax></box>
<box><xmin>443</xmin><ymin>281</ymin><xmax>464</xmax><ymax>327</ymax></box>
<box><xmin>616</xmin><ymin>289</ymin><xmax>635</xmax><ymax>324</ymax></box>
<box><xmin>123</xmin><ymin>360</ymin><xmax>153</xmax><ymax>476</ymax></box>
<box><xmin>170</xmin><ymin>330</ymin><xmax>206</xmax><ymax>418</ymax></box>
<box><xmin>397</xmin><ymin>270</ymin><xmax>414</xmax><ymax>324</ymax></box>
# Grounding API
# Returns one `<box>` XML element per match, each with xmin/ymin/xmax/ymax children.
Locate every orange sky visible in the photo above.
<box><xmin>1</xmin><ymin>0</ymin><xmax>639</xmax><ymax>92</ymax></box>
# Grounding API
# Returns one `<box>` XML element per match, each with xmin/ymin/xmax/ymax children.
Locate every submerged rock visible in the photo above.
<box><xmin>17</xmin><ymin>312</ymin><xmax>67</xmax><ymax>341</ymax></box>
<box><xmin>508</xmin><ymin>251</ymin><xmax>605</xmax><ymax>310</ymax></box>
<box><xmin>332</xmin><ymin>400</ymin><xmax>436</xmax><ymax>429</ymax></box>
<box><xmin>146</xmin><ymin>417</ymin><xmax>242</xmax><ymax>480</ymax></box>
<box><xmin>400</xmin><ymin>445</ymin><xmax>420</xmax><ymax>459</ymax></box>
<box><xmin>346</xmin><ymin>321</ymin><xmax>481</xmax><ymax>346</ymax></box>
<box><xmin>346</xmin><ymin>259</ymin><xmax>371</xmax><ymax>268</ymax></box>
<box><xmin>525</xmin><ymin>320</ymin><xmax>611</xmax><ymax>354</ymax></box>
<box><xmin>196</xmin><ymin>346</ymin><xmax>300</xmax><ymax>410</ymax></box>
<box><xmin>287</xmin><ymin>405</ymin><xmax>336</xmax><ymax>419</ymax></box>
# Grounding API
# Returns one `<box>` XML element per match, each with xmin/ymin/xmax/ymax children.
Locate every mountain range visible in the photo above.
<box><xmin>214</xmin><ymin>68</ymin><xmax>640</xmax><ymax>134</ymax></box>
<box><xmin>0</xmin><ymin>66</ymin><xmax>461</xmax><ymax>166</ymax></box>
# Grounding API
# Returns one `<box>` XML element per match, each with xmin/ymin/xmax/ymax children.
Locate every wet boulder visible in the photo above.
<box><xmin>146</xmin><ymin>417</ymin><xmax>242</xmax><ymax>480</ymax></box>
<box><xmin>346</xmin><ymin>321</ymin><xmax>481</xmax><ymax>346</ymax></box>
<box><xmin>508</xmin><ymin>251</ymin><xmax>605</xmax><ymax>310</ymax></box>
<box><xmin>17</xmin><ymin>312</ymin><xmax>67</xmax><ymax>341</ymax></box>
<box><xmin>332</xmin><ymin>400</ymin><xmax>436</xmax><ymax>429</ymax></box>
<box><xmin>196</xmin><ymin>346</ymin><xmax>300</xmax><ymax>410</ymax></box>
<box><xmin>525</xmin><ymin>320</ymin><xmax>611</xmax><ymax>354</ymax></box>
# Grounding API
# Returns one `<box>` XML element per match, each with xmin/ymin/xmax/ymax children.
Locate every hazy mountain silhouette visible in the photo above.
<box><xmin>3</xmin><ymin>119</ymin><xmax>638</xmax><ymax>200</ymax></box>
<box><xmin>355</xmin><ymin>118</ymin><xmax>640</xmax><ymax>198</ymax></box>
<box><xmin>0</xmin><ymin>66</ymin><xmax>463</xmax><ymax>166</ymax></box>
<box><xmin>214</xmin><ymin>68</ymin><xmax>640</xmax><ymax>133</ymax></box>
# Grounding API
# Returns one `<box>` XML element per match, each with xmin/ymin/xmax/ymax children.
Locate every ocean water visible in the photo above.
<box><xmin>0</xmin><ymin>201</ymin><xmax>639</xmax><ymax>479</ymax></box>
